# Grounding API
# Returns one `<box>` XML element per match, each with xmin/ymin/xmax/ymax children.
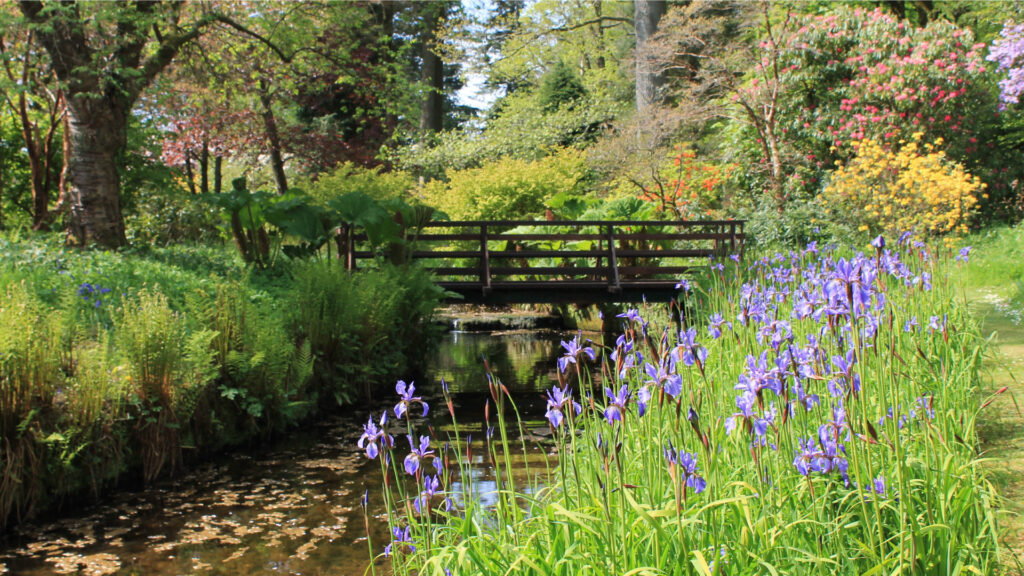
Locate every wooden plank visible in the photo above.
<box><xmin>489</xmin><ymin>233</ymin><xmax>605</xmax><ymax>241</ymax></box>
<box><xmin>617</xmin><ymin>266</ymin><xmax>693</xmax><ymax>275</ymax></box>
<box><xmin>616</xmin><ymin>249</ymin><xmax>714</xmax><ymax>258</ymax></box>
<box><xmin>425</xmin><ymin>267</ymin><xmax>482</xmax><ymax>276</ymax></box>
<box><xmin>422</xmin><ymin>219</ymin><xmax>746</xmax><ymax>227</ymax></box>
<box><xmin>489</xmin><ymin>266</ymin><xmax>608</xmax><ymax>276</ymax></box>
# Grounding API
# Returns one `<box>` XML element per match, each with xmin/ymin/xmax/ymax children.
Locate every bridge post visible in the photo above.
<box><xmin>480</xmin><ymin>224</ymin><xmax>492</xmax><ymax>294</ymax></box>
<box><xmin>606</xmin><ymin>224</ymin><xmax>621</xmax><ymax>294</ymax></box>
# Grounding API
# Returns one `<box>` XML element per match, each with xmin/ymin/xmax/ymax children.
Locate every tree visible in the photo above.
<box><xmin>0</xmin><ymin>28</ymin><xmax>64</xmax><ymax>229</ymax></box>
<box><xmin>15</xmin><ymin>1</ymin><xmax>228</xmax><ymax>247</ymax></box>
<box><xmin>635</xmin><ymin>0</ymin><xmax>666</xmax><ymax>115</ymax></box>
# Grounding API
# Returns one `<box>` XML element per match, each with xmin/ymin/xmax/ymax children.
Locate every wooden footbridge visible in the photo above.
<box><xmin>343</xmin><ymin>220</ymin><xmax>745</xmax><ymax>304</ymax></box>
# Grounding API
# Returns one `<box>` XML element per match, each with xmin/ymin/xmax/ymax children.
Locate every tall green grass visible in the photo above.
<box><xmin>366</xmin><ymin>239</ymin><xmax>999</xmax><ymax>575</ymax></box>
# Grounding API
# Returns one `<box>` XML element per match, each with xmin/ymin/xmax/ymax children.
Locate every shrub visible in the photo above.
<box><xmin>823</xmin><ymin>135</ymin><xmax>985</xmax><ymax>238</ymax></box>
<box><xmin>301</xmin><ymin>162</ymin><xmax>416</xmax><ymax>206</ymax></box>
<box><xmin>420</xmin><ymin>147</ymin><xmax>593</xmax><ymax>221</ymax></box>
<box><xmin>625</xmin><ymin>146</ymin><xmax>735</xmax><ymax>220</ymax></box>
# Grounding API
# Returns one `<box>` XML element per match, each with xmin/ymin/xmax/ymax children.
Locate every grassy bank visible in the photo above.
<box><xmin>0</xmin><ymin>233</ymin><xmax>442</xmax><ymax>530</ymax></box>
<box><xmin>363</xmin><ymin>236</ymin><xmax>999</xmax><ymax>574</ymax></box>
<box><xmin>964</xmin><ymin>224</ymin><xmax>1024</xmax><ymax>571</ymax></box>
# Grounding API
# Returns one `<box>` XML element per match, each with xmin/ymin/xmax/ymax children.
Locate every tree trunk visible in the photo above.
<box><xmin>258</xmin><ymin>79</ymin><xmax>288</xmax><ymax>195</ymax></box>
<box><xmin>63</xmin><ymin>94</ymin><xmax>128</xmax><ymax>248</ymax></box>
<box><xmin>200</xmin><ymin>138</ymin><xmax>209</xmax><ymax>195</ymax></box>
<box><xmin>418</xmin><ymin>3</ymin><xmax>445</xmax><ymax>133</ymax></box>
<box><xmin>214</xmin><ymin>156</ymin><xmax>223</xmax><ymax>194</ymax></box>
<box><xmin>635</xmin><ymin>0</ymin><xmax>666</xmax><ymax>115</ymax></box>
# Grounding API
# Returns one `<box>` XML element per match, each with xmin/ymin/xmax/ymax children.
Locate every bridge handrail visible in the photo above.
<box><xmin>343</xmin><ymin>219</ymin><xmax>745</xmax><ymax>302</ymax></box>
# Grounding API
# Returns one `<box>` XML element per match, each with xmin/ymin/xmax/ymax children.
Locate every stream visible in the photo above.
<box><xmin>0</xmin><ymin>329</ymin><xmax>580</xmax><ymax>575</ymax></box>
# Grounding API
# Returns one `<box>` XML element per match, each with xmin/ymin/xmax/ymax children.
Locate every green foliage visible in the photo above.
<box><xmin>394</xmin><ymin>90</ymin><xmax>623</xmax><ymax>178</ymax></box>
<box><xmin>421</xmin><ymin>147</ymin><xmax>593</xmax><ymax>220</ymax></box>
<box><xmin>300</xmin><ymin>162</ymin><xmax>416</xmax><ymax>205</ymax></box>
<box><xmin>125</xmin><ymin>186</ymin><xmax>221</xmax><ymax>246</ymax></box>
<box><xmin>0</xmin><ymin>231</ymin><xmax>441</xmax><ymax>527</ymax></box>
<box><xmin>538</xmin><ymin>61</ymin><xmax>587</xmax><ymax>112</ymax></box>
<box><xmin>289</xmin><ymin>262</ymin><xmax>444</xmax><ymax>403</ymax></box>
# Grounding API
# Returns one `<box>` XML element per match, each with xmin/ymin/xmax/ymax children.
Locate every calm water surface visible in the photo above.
<box><xmin>0</xmin><ymin>330</ymin><xmax>585</xmax><ymax>575</ymax></box>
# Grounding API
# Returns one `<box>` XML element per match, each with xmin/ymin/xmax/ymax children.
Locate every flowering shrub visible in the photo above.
<box><xmin>779</xmin><ymin>7</ymin><xmax>996</xmax><ymax>170</ymax></box>
<box><xmin>987</xmin><ymin>22</ymin><xmax>1024</xmax><ymax>106</ymax></box>
<box><xmin>823</xmin><ymin>135</ymin><xmax>985</xmax><ymax>237</ymax></box>
<box><xmin>634</xmin><ymin>146</ymin><xmax>735</xmax><ymax>219</ymax></box>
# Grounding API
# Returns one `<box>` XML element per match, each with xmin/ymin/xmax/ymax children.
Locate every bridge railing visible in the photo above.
<box><xmin>345</xmin><ymin>219</ymin><xmax>744</xmax><ymax>300</ymax></box>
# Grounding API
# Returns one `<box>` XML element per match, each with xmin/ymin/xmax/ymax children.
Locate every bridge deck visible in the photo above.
<box><xmin>343</xmin><ymin>219</ymin><xmax>744</xmax><ymax>304</ymax></box>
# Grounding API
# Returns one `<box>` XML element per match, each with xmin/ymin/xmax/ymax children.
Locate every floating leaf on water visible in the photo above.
<box><xmin>291</xmin><ymin>539</ymin><xmax>320</xmax><ymax>560</ymax></box>
<box><xmin>234</xmin><ymin>525</ymin><xmax>264</xmax><ymax>537</ymax></box>
<box><xmin>46</xmin><ymin>552</ymin><xmax>121</xmax><ymax>576</ymax></box>
<box><xmin>224</xmin><ymin>546</ymin><xmax>249</xmax><ymax>563</ymax></box>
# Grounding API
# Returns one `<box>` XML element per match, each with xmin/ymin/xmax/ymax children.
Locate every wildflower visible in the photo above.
<box><xmin>404</xmin><ymin>435</ymin><xmax>434</xmax><ymax>476</ymax></box>
<box><xmin>414</xmin><ymin>474</ymin><xmax>441</xmax><ymax>514</ymax></box>
<box><xmin>927</xmin><ymin>315</ymin><xmax>946</xmax><ymax>333</ymax></box>
<box><xmin>644</xmin><ymin>361</ymin><xmax>682</xmax><ymax>397</ymax></box>
<box><xmin>384</xmin><ymin>525</ymin><xmax>415</xmax><ymax>556</ymax></box>
<box><xmin>394</xmin><ymin>380</ymin><xmax>428</xmax><ymax>419</ymax></box>
<box><xmin>956</xmin><ymin>246</ymin><xmax>971</xmax><ymax>262</ymax></box>
<box><xmin>870</xmin><ymin>235</ymin><xmax>886</xmax><ymax>250</ymax></box>
<box><xmin>707</xmin><ymin>313</ymin><xmax>730</xmax><ymax>339</ymax></box>
<box><xmin>616</xmin><ymin>308</ymin><xmax>642</xmax><ymax>323</ymax></box>
<box><xmin>872</xmin><ymin>474</ymin><xmax>886</xmax><ymax>497</ymax></box>
<box><xmin>603</xmin><ymin>385</ymin><xmax>631</xmax><ymax>424</ymax></box>
<box><xmin>558</xmin><ymin>334</ymin><xmax>597</xmax><ymax>373</ymax></box>
<box><xmin>637</xmin><ymin>386</ymin><xmax>652</xmax><ymax>417</ymax></box>
<box><xmin>544</xmin><ymin>385</ymin><xmax>582</xmax><ymax>428</ymax></box>
<box><xmin>675</xmin><ymin>278</ymin><xmax>692</xmax><ymax>292</ymax></box>
<box><xmin>665</xmin><ymin>444</ymin><xmax>707</xmax><ymax>494</ymax></box>
<box><xmin>673</xmin><ymin>328</ymin><xmax>708</xmax><ymax>368</ymax></box>
<box><xmin>357</xmin><ymin>412</ymin><xmax>391</xmax><ymax>460</ymax></box>
<box><xmin>904</xmin><ymin>316</ymin><xmax>919</xmax><ymax>332</ymax></box>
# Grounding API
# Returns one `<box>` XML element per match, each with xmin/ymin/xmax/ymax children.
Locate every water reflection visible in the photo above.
<box><xmin>0</xmin><ymin>329</ymin><xmax>578</xmax><ymax>575</ymax></box>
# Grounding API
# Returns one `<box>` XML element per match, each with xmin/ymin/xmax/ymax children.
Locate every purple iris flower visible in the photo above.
<box><xmin>357</xmin><ymin>412</ymin><xmax>391</xmax><ymax>460</ymax></box>
<box><xmin>927</xmin><ymin>315</ymin><xmax>946</xmax><ymax>333</ymax></box>
<box><xmin>414</xmin><ymin>474</ymin><xmax>441</xmax><ymax>514</ymax></box>
<box><xmin>872</xmin><ymin>474</ymin><xmax>886</xmax><ymax>497</ymax></box>
<box><xmin>637</xmin><ymin>386</ymin><xmax>652</xmax><ymax>417</ymax></box>
<box><xmin>675</xmin><ymin>278</ymin><xmax>692</xmax><ymax>292</ymax></box>
<box><xmin>644</xmin><ymin>361</ymin><xmax>682</xmax><ymax>398</ymax></box>
<box><xmin>665</xmin><ymin>444</ymin><xmax>707</xmax><ymax>494</ymax></box>
<box><xmin>956</xmin><ymin>246</ymin><xmax>971</xmax><ymax>262</ymax></box>
<box><xmin>603</xmin><ymin>385</ymin><xmax>631</xmax><ymax>424</ymax></box>
<box><xmin>558</xmin><ymin>335</ymin><xmax>597</xmax><ymax>373</ymax></box>
<box><xmin>904</xmin><ymin>316</ymin><xmax>919</xmax><ymax>332</ymax></box>
<box><xmin>870</xmin><ymin>235</ymin><xmax>885</xmax><ymax>250</ymax></box>
<box><xmin>544</xmin><ymin>385</ymin><xmax>582</xmax><ymax>428</ymax></box>
<box><xmin>673</xmin><ymin>328</ymin><xmax>708</xmax><ymax>368</ymax></box>
<box><xmin>404</xmin><ymin>435</ymin><xmax>434</xmax><ymax>476</ymax></box>
<box><xmin>394</xmin><ymin>380</ymin><xmax>428</xmax><ymax>419</ymax></box>
<box><xmin>384</xmin><ymin>525</ymin><xmax>415</xmax><ymax>557</ymax></box>
<box><xmin>707</xmin><ymin>313</ymin><xmax>729</xmax><ymax>339</ymax></box>
<box><xmin>616</xmin><ymin>308</ymin><xmax>642</xmax><ymax>323</ymax></box>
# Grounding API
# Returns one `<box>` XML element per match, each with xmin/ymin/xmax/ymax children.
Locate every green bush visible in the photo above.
<box><xmin>300</xmin><ymin>162</ymin><xmax>417</xmax><ymax>206</ymax></box>
<box><xmin>421</xmin><ymin>147</ymin><xmax>593</xmax><ymax>220</ymax></box>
